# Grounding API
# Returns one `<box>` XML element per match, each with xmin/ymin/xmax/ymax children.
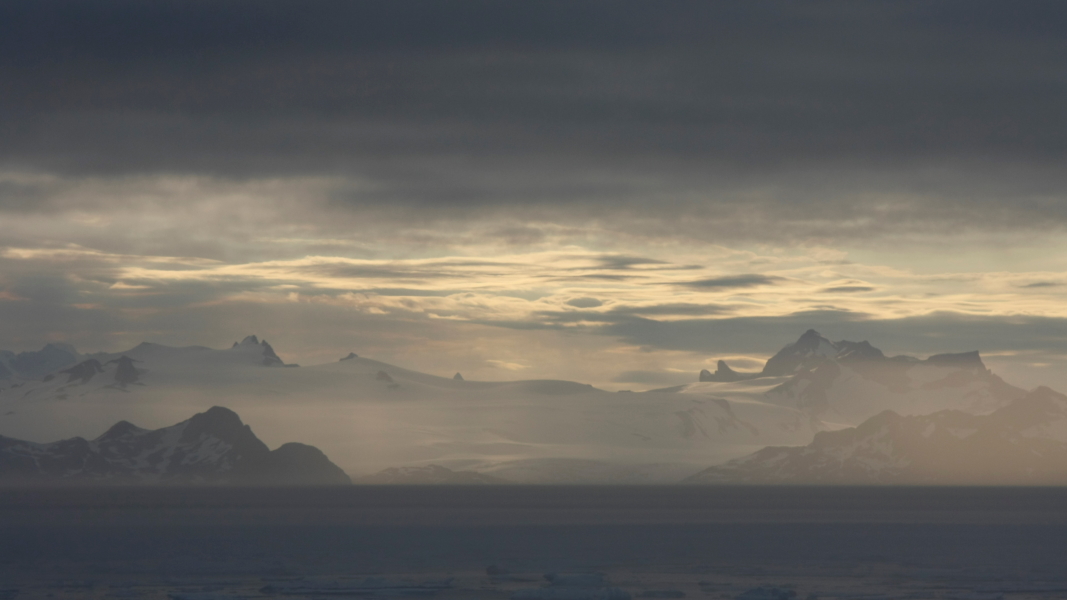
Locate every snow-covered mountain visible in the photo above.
<box><xmin>685</xmin><ymin>386</ymin><xmax>1067</xmax><ymax>485</ymax></box>
<box><xmin>0</xmin><ymin>343</ymin><xmax>80</xmax><ymax>380</ymax></box>
<box><xmin>0</xmin><ymin>330</ymin><xmax>1045</xmax><ymax>483</ymax></box>
<box><xmin>701</xmin><ymin>329</ymin><xmax>896</xmax><ymax>381</ymax></box>
<box><xmin>0</xmin><ymin>335</ymin><xmax>296</xmax><ymax>400</ymax></box>
<box><xmin>0</xmin><ymin>406</ymin><xmax>350</xmax><ymax>485</ymax></box>
<box><xmin>676</xmin><ymin>329</ymin><xmax>1024</xmax><ymax>427</ymax></box>
<box><xmin>0</xmin><ymin>334</ymin><xmax>831</xmax><ymax>482</ymax></box>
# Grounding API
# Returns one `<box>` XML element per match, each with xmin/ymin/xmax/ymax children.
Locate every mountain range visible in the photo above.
<box><xmin>0</xmin><ymin>406</ymin><xmax>350</xmax><ymax>485</ymax></box>
<box><xmin>686</xmin><ymin>386</ymin><xmax>1067</xmax><ymax>485</ymax></box>
<box><xmin>0</xmin><ymin>329</ymin><xmax>1061</xmax><ymax>484</ymax></box>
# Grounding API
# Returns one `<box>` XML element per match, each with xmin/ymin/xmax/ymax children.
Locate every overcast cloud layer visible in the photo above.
<box><xmin>2</xmin><ymin>1</ymin><xmax>1067</xmax><ymax>390</ymax></box>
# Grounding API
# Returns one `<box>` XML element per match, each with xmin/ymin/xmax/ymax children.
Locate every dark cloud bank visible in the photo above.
<box><xmin>3</xmin><ymin>1</ymin><xmax>1067</xmax><ymax>386</ymax></box>
<box><xmin>2</xmin><ymin>1</ymin><xmax>1066</xmax><ymax>237</ymax></box>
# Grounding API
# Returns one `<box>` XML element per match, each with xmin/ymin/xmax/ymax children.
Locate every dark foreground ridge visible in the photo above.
<box><xmin>0</xmin><ymin>406</ymin><xmax>351</xmax><ymax>485</ymax></box>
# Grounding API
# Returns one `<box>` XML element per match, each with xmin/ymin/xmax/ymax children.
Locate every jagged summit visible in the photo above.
<box><xmin>700</xmin><ymin>329</ymin><xmax>840</xmax><ymax>382</ymax></box>
<box><xmin>340</xmin><ymin>352</ymin><xmax>359</xmax><ymax>361</ymax></box>
<box><xmin>761</xmin><ymin>329</ymin><xmax>838</xmax><ymax>376</ymax></box>
<box><xmin>703</xmin><ymin>329</ymin><xmax>987</xmax><ymax>383</ymax></box>
<box><xmin>700</xmin><ymin>360</ymin><xmax>746</xmax><ymax>382</ymax></box>
<box><xmin>453</xmin><ymin>372</ymin><xmax>464</xmax><ymax>381</ymax></box>
<box><xmin>230</xmin><ymin>335</ymin><xmax>286</xmax><ymax>366</ymax></box>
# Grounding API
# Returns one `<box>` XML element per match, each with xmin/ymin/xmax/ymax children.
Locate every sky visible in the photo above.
<box><xmin>2</xmin><ymin>0</ymin><xmax>1067</xmax><ymax>390</ymax></box>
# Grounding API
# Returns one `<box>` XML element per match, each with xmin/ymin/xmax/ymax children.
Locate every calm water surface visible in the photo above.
<box><xmin>2</xmin><ymin>486</ymin><xmax>1066</xmax><ymax>598</ymax></box>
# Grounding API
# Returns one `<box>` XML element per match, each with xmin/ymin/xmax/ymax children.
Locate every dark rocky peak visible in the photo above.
<box><xmin>453</xmin><ymin>372</ymin><xmax>464</xmax><ymax>381</ymax></box>
<box><xmin>760</xmin><ymin>329</ymin><xmax>836</xmax><ymax>376</ymax></box>
<box><xmin>106</xmin><ymin>356</ymin><xmax>140</xmax><ymax>387</ymax></box>
<box><xmin>260</xmin><ymin>340</ymin><xmax>283</xmax><ymax>367</ymax></box>
<box><xmin>60</xmin><ymin>359</ymin><xmax>104</xmax><ymax>384</ymax></box>
<box><xmin>700</xmin><ymin>360</ymin><xmax>752</xmax><ymax>382</ymax></box>
<box><xmin>924</xmin><ymin>350</ymin><xmax>985</xmax><ymax>371</ymax></box>
<box><xmin>759</xmin><ymin>330</ymin><xmax>896</xmax><ymax>377</ymax></box>
<box><xmin>186</xmin><ymin>406</ymin><xmax>244</xmax><ymax>431</ymax></box>
<box><xmin>340</xmin><ymin>352</ymin><xmax>359</xmax><ymax>361</ymax></box>
<box><xmin>238</xmin><ymin>335</ymin><xmax>259</xmax><ymax>346</ymax></box>
<box><xmin>180</xmin><ymin>406</ymin><xmax>267</xmax><ymax>452</ymax></box>
<box><xmin>94</xmin><ymin>419</ymin><xmax>148</xmax><ymax>442</ymax></box>
<box><xmin>795</xmin><ymin>328</ymin><xmax>831</xmax><ymax>350</ymax></box>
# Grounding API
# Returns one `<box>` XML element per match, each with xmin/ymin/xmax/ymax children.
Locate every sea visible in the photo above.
<box><xmin>2</xmin><ymin>486</ymin><xmax>1066</xmax><ymax>599</ymax></box>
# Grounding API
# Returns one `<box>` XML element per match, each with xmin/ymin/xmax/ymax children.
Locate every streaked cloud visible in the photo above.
<box><xmin>2</xmin><ymin>1</ymin><xmax>1067</xmax><ymax>390</ymax></box>
<box><xmin>682</xmin><ymin>275</ymin><xmax>785</xmax><ymax>290</ymax></box>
